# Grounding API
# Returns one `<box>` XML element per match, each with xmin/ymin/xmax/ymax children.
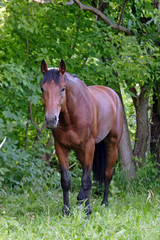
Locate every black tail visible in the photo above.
<box><xmin>92</xmin><ymin>140</ymin><xmax>107</xmax><ymax>184</ymax></box>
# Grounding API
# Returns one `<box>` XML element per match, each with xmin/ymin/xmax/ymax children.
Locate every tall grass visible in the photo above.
<box><xmin>0</xmin><ymin>179</ymin><xmax>159</xmax><ymax>240</ymax></box>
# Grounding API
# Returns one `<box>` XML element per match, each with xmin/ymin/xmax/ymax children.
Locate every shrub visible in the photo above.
<box><xmin>0</xmin><ymin>138</ymin><xmax>61</xmax><ymax>193</ymax></box>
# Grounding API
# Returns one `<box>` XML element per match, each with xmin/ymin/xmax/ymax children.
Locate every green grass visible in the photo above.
<box><xmin>0</xmin><ymin>185</ymin><xmax>160</xmax><ymax>240</ymax></box>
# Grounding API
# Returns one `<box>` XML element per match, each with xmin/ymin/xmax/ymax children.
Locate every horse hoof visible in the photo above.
<box><xmin>85</xmin><ymin>205</ymin><xmax>92</xmax><ymax>215</ymax></box>
<box><xmin>101</xmin><ymin>200</ymin><xmax>108</xmax><ymax>207</ymax></box>
<box><xmin>77</xmin><ymin>203</ymin><xmax>84</xmax><ymax>211</ymax></box>
<box><xmin>77</xmin><ymin>199</ymin><xmax>84</xmax><ymax>206</ymax></box>
<box><xmin>62</xmin><ymin>205</ymin><xmax>70</xmax><ymax>216</ymax></box>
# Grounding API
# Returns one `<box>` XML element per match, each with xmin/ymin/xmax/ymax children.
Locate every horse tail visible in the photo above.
<box><xmin>92</xmin><ymin>140</ymin><xmax>107</xmax><ymax>184</ymax></box>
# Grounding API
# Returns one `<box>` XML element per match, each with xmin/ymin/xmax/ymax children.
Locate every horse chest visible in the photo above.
<box><xmin>52</xmin><ymin>128</ymin><xmax>83</xmax><ymax>149</ymax></box>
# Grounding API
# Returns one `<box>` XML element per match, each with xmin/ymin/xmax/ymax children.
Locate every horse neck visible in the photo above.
<box><xmin>59</xmin><ymin>74</ymin><xmax>89</xmax><ymax>124</ymax></box>
<box><xmin>66</xmin><ymin>74</ymin><xmax>89</xmax><ymax>107</ymax></box>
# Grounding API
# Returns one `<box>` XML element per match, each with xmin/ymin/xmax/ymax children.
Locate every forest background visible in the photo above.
<box><xmin>0</xmin><ymin>0</ymin><xmax>160</xmax><ymax>239</ymax></box>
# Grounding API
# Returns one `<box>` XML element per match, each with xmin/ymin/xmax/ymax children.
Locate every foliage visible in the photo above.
<box><xmin>0</xmin><ymin>0</ymin><xmax>159</xmax><ymax>149</ymax></box>
<box><xmin>0</xmin><ymin>0</ymin><xmax>160</xmax><ymax>215</ymax></box>
<box><xmin>113</xmin><ymin>156</ymin><xmax>160</xmax><ymax>193</ymax></box>
<box><xmin>0</xmin><ymin>137</ymin><xmax>61</xmax><ymax>192</ymax></box>
<box><xmin>0</xmin><ymin>134</ymin><xmax>82</xmax><ymax>193</ymax></box>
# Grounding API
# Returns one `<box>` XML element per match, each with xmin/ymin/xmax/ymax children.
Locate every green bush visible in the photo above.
<box><xmin>113</xmin><ymin>156</ymin><xmax>160</xmax><ymax>194</ymax></box>
<box><xmin>0</xmin><ymin>138</ymin><xmax>61</xmax><ymax>193</ymax></box>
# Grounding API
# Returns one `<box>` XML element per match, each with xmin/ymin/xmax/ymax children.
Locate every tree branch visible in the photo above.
<box><xmin>25</xmin><ymin>122</ymin><xmax>29</xmax><ymax>150</ymax></box>
<box><xmin>118</xmin><ymin>0</ymin><xmax>128</xmax><ymax>26</ymax></box>
<box><xmin>66</xmin><ymin>0</ymin><xmax>74</xmax><ymax>6</ymax></box>
<box><xmin>29</xmin><ymin>102</ymin><xmax>45</xmax><ymax>133</ymax></box>
<box><xmin>31</xmin><ymin>0</ymin><xmax>74</xmax><ymax>5</ymax></box>
<box><xmin>31</xmin><ymin>0</ymin><xmax>51</xmax><ymax>3</ymax></box>
<box><xmin>32</xmin><ymin>0</ymin><xmax>131</xmax><ymax>34</ymax></box>
<box><xmin>0</xmin><ymin>137</ymin><xmax>6</xmax><ymax>149</ymax></box>
<box><xmin>129</xmin><ymin>87</ymin><xmax>138</xmax><ymax>109</ymax></box>
<box><xmin>73</xmin><ymin>0</ymin><xmax>131</xmax><ymax>35</ymax></box>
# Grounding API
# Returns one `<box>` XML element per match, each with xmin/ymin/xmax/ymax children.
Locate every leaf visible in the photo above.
<box><xmin>146</xmin><ymin>19</ymin><xmax>153</xmax><ymax>25</ymax></box>
<box><xmin>41</xmin><ymin>48</ymin><xmax>48</xmax><ymax>54</ymax></box>
<box><xmin>127</xmin><ymin>20</ymin><xmax>132</xmax><ymax>30</ymax></box>
<box><xmin>115</xmin><ymin>229</ymin><xmax>126</xmax><ymax>237</ymax></box>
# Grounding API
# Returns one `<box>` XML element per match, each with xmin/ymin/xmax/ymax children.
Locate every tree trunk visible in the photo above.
<box><xmin>150</xmin><ymin>89</ymin><xmax>160</xmax><ymax>168</ymax></box>
<box><xmin>119</xmin><ymin>108</ymin><xmax>136</xmax><ymax>179</ymax></box>
<box><xmin>150</xmin><ymin>0</ymin><xmax>160</xmax><ymax>168</ymax></box>
<box><xmin>133</xmin><ymin>87</ymin><xmax>149</xmax><ymax>165</ymax></box>
<box><xmin>118</xmin><ymin>90</ymin><xmax>136</xmax><ymax>179</ymax></box>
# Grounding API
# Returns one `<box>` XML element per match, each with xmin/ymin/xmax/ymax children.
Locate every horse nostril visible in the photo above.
<box><xmin>45</xmin><ymin>114</ymin><xmax>59</xmax><ymax>128</ymax></box>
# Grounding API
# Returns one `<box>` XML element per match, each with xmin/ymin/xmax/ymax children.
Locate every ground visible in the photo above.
<box><xmin>0</xmin><ymin>181</ymin><xmax>159</xmax><ymax>240</ymax></box>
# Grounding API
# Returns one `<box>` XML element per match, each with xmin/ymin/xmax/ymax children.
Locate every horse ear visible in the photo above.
<box><xmin>59</xmin><ymin>59</ymin><xmax>66</xmax><ymax>75</ymax></box>
<box><xmin>41</xmin><ymin>60</ymin><xmax>48</xmax><ymax>75</ymax></box>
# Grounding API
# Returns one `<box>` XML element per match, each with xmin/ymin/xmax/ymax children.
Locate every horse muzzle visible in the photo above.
<box><xmin>45</xmin><ymin>113</ymin><xmax>59</xmax><ymax>129</ymax></box>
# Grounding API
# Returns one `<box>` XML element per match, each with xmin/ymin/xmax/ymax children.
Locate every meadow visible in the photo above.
<box><xmin>0</xmin><ymin>174</ymin><xmax>159</xmax><ymax>240</ymax></box>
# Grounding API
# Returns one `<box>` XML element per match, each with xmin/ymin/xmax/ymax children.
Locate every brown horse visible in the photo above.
<box><xmin>40</xmin><ymin>59</ymin><xmax>123</xmax><ymax>215</ymax></box>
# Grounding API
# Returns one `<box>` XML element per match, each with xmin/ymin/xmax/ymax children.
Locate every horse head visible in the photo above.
<box><xmin>41</xmin><ymin>59</ymin><xmax>66</xmax><ymax>129</ymax></box>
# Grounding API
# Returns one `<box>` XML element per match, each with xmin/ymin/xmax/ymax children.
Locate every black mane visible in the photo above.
<box><xmin>41</xmin><ymin>69</ymin><xmax>60</xmax><ymax>86</ymax></box>
<box><xmin>41</xmin><ymin>69</ymin><xmax>81</xmax><ymax>87</ymax></box>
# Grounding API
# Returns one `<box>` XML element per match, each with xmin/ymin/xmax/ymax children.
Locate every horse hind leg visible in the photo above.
<box><xmin>102</xmin><ymin>138</ymin><xmax>118</xmax><ymax>206</ymax></box>
<box><xmin>78</xmin><ymin>140</ymin><xmax>107</xmax><ymax>205</ymax></box>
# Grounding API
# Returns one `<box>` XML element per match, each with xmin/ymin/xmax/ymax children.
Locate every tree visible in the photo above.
<box><xmin>150</xmin><ymin>0</ymin><xmax>160</xmax><ymax>166</ymax></box>
<box><xmin>0</xmin><ymin>0</ymin><xmax>159</xmax><ymax>180</ymax></box>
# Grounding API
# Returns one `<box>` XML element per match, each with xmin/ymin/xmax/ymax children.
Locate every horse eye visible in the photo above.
<box><xmin>61</xmin><ymin>87</ymin><xmax>65</xmax><ymax>93</ymax></box>
<box><xmin>41</xmin><ymin>87</ymin><xmax>44</xmax><ymax>93</ymax></box>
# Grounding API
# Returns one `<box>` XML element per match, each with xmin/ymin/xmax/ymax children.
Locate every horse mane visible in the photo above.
<box><xmin>41</xmin><ymin>69</ymin><xmax>87</xmax><ymax>98</ymax></box>
<box><xmin>65</xmin><ymin>72</ymin><xmax>88</xmax><ymax>90</ymax></box>
<box><xmin>41</xmin><ymin>68</ymin><xmax>82</xmax><ymax>85</ymax></box>
<box><xmin>71</xmin><ymin>73</ymin><xmax>79</xmax><ymax>78</ymax></box>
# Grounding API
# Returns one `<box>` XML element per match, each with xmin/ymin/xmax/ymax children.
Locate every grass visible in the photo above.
<box><xmin>0</xmin><ymin>182</ymin><xmax>160</xmax><ymax>240</ymax></box>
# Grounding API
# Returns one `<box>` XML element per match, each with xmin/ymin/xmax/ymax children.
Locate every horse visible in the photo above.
<box><xmin>40</xmin><ymin>59</ymin><xmax>123</xmax><ymax>215</ymax></box>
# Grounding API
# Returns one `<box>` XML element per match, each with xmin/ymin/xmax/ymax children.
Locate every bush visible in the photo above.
<box><xmin>113</xmin><ymin>156</ymin><xmax>160</xmax><ymax>194</ymax></box>
<box><xmin>0</xmin><ymin>138</ymin><xmax>61</xmax><ymax>193</ymax></box>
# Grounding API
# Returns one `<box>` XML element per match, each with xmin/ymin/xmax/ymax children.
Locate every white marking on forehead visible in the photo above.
<box><xmin>48</xmin><ymin>67</ymin><xmax>59</xmax><ymax>71</ymax></box>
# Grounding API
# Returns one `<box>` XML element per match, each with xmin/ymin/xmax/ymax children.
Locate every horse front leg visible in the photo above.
<box><xmin>76</xmin><ymin>150</ymin><xmax>85</xmax><ymax>205</ymax></box>
<box><xmin>55</xmin><ymin>141</ymin><xmax>70</xmax><ymax>216</ymax></box>
<box><xmin>79</xmin><ymin>139</ymin><xmax>95</xmax><ymax>215</ymax></box>
<box><xmin>82</xmin><ymin>167</ymin><xmax>92</xmax><ymax>215</ymax></box>
<box><xmin>61</xmin><ymin>166</ymin><xmax>71</xmax><ymax>216</ymax></box>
